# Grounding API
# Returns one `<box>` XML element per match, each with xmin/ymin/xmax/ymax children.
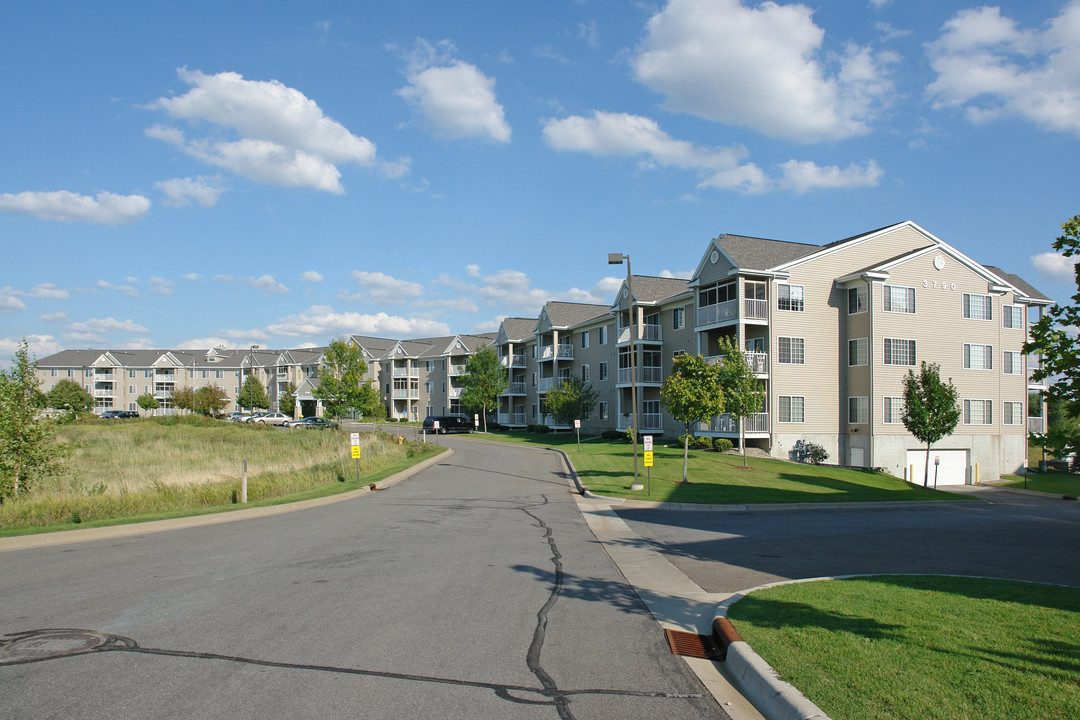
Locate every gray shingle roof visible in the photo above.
<box><xmin>628</xmin><ymin>275</ymin><xmax>691</xmax><ymax>304</ymax></box>
<box><xmin>983</xmin><ymin>266</ymin><xmax>1053</xmax><ymax>302</ymax></box>
<box><xmin>499</xmin><ymin>317</ymin><xmax>538</xmax><ymax>343</ymax></box>
<box><xmin>542</xmin><ymin>301</ymin><xmax>610</xmax><ymax>328</ymax></box>
<box><xmin>715</xmin><ymin>234</ymin><xmax>819</xmax><ymax>270</ymax></box>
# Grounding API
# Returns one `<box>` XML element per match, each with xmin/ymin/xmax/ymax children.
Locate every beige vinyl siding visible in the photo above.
<box><xmin>696</xmin><ymin>243</ymin><xmax>736</xmax><ymax>287</ymax></box>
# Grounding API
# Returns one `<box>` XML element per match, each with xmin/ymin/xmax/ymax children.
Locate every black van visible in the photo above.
<box><xmin>421</xmin><ymin>414</ymin><xmax>473</xmax><ymax>434</ymax></box>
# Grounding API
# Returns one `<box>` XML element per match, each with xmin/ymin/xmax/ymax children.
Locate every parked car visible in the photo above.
<box><xmin>421</xmin><ymin>414</ymin><xmax>473</xmax><ymax>434</ymax></box>
<box><xmin>243</xmin><ymin>412</ymin><xmax>269</xmax><ymax>424</ymax></box>
<box><xmin>254</xmin><ymin>412</ymin><xmax>290</xmax><ymax>426</ymax></box>
<box><xmin>100</xmin><ymin>410</ymin><xmax>138</xmax><ymax>419</ymax></box>
<box><xmin>287</xmin><ymin>416</ymin><xmax>339</xmax><ymax>430</ymax></box>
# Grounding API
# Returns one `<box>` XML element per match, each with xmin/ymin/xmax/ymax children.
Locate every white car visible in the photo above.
<box><xmin>254</xmin><ymin>412</ymin><xmax>291</xmax><ymax>426</ymax></box>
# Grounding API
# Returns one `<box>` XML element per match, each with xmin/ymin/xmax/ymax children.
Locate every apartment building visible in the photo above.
<box><xmin>492</xmin><ymin>221</ymin><xmax>1051</xmax><ymax>482</ymax></box>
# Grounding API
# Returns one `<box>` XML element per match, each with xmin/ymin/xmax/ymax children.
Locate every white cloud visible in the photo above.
<box><xmin>149</xmin><ymin>276</ymin><xmax>175</xmax><ymax>295</ymax></box>
<box><xmin>59</xmin><ymin>317</ymin><xmax>151</xmax><ymax>344</ymax></box>
<box><xmin>150</xmin><ymin>68</ymin><xmax>377</xmax><ymax>164</ymax></box>
<box><xmin>659</xmin><ymin>269</ymin><xmax>693</xmax><ymax>280</ymax></box>
<box><xmin>462</xmin><ymin>266</ymin><xmax>616</xmax><ymax>313</ymax></box>
<box><xmin>927</xmin><ymin>3</ymin><xmax>1080</xmax><ymax>135</ymax></box>
<box><xmin>0</xmin><ymin>335</ymin><xmax>62</xmax><ymax>365</ymax></box>
<box><xmin>156</xmin><ymin>175</ymin><xmax>226</xmax><ymax>207</ymax></box>
<box><xmin>301</xmin><ymin>270</ymin><xmax>323</xmax><ymax>283</ymax></box>
<box><xmin>0</xmin><ymin>190</ymin><xmax>150</xmax><ymax>224</ymax></box>
<box><xmin>777</xmin><ymin>159</ymin><xmax>884</xmax><ymax>193</ymax></box>
<box><xmin>397</xmin><ymin>40</ymin><xmax>511</xmax><ymax>143</ymax></box>
<box><xmin>175</xmin><ymin>336</ymin><xmax>244</xmax><ymax>350</ymax></box>
<box><xmin>341</xmin><ymin>271</ymin><xmax>423</xmax><ymax>304</ymax></box>
<box><xmin>543</xmin><ymin>111</ymin><xmax>767</xmax><ymax>192</ymax></box>
<box><xmin>40</xmin><ymin>312</ymin><xmax>69</xmax><ymax>323</ymax></box>
<box><xmin>1031</xmin><ymin>251</ymin><xmax>1078</xmax><ymax>284</ymax></box>
<box><xmin>266</xmin><ymin>305</ymin><xmax>450</xmax><ymax>339</ymax></box>
<box><xmin>120</xmin><ymin>338</ymin><xmax>158</xmax><ymax>350</ymax></box>
<box><xmin>96</xmin><ymin>279</ymin><xmax>139</xmax><ymax>297</ymax></box>
<box><xmin>183</xmin><ymin>135</ymin><xmax>345</xmax><ymax>194</ymax></box>
<box><xmin>1</xmin><ymin>284</ymin><xmax>69</xmax><ymax>306</ymax></box>
<box><xmin>25</xmin><ymin>283</ymin><xmax>69</xmax><ymax>299</ymax></box>
<box><xmin>244</xmin><ymin>275</ymin><xmax>289</xmax><ymax>294</ymax></box>
<box><xmin>632</xmin><ymin>0</ymin><xmax>893</xmax><ymax>142</ymax></box>
<box><xmin>0</xmin><ymin>293</ymin><xmax>26</xmax><ymax>312</ymax></box>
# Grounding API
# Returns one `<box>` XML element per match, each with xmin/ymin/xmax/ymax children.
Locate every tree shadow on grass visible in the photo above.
<box><xmin>729</xmin><ymin>596</ymin><xmax>906</xmax><ymax>641</ymax></box>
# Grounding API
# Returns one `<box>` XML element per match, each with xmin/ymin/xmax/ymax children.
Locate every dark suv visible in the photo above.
<box><xmin>421</xmin><ymin>414</ymin><xmax>473</xmax><ymax>434</ymax></box>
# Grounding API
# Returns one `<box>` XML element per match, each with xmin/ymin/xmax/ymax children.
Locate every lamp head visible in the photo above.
<box><xmin>608</xmin><ymin>253</ymin><xmax>625</xmax><ymax>265</ymax></box>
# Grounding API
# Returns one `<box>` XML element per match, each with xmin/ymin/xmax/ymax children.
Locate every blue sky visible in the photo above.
<box><xmin>2</xmin><ymin>0</ymin><xmax>1078</xmax><ymax>362</ymax></box>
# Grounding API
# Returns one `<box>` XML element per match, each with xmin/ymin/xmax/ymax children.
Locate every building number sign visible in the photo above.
<box><xmin>923</xmin><ymin>279</ymin><xmax>957</xmax><ymax>291</ymax></box>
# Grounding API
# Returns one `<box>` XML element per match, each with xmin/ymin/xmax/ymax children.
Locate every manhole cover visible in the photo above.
<box><xmin>1</xmin><ymin>630</ymin><xmax>132</xmax><ymax>663</ymax></box>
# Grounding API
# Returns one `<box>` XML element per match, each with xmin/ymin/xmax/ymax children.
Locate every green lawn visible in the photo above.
<box><xmin>727</xmin><ymin>575</ymin><xmax>1080</xmax><ymax>720</ymax></box>
<box><xmin>1001</xmin><ymin>470</ymin><xmax>1080</xmax><ymax>496</ymax></box>
<box><xmin>473</xmin><ymin>432</ymin><xmax>955</xmax><ymax>504</ymax></box>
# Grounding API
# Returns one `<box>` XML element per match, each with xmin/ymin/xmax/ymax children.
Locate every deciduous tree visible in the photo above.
<box><xmin>193</xmin><ymin>385</ymin><xmax>229</xmax><ymax>416</ymax></box>
<box><xmin>715</xmin><ymin>337</ymin><xmax>767</xmax><ymax>468</ymax></box>
<box><xmin>171</xmin><ymin>386</ymin><xmax>195</xmax><ymax>414</ymax></box>
<box><xmin>544</xmin><ymin>376</ymin><xmax>599</xmax><ymax>429</ymax></box>
<box><xmin>1026</xmin><ymin>214</ymin><xmax>1080</xmax><ymax>413</ymax></box>
<box><xmin>0</xmin><ymin>341</ymin><xmax>61</xmax><ymax>499</ymax></box>
<box><xmin>315</xmin><ymin>338</ymin><xmax>368</xmax><ymax>422</ymax></box>
<box><xmin>902</xmin><ymin>361</ymin><xmax>961</xmax><ymax>487</ymax></box>
<box><xmin>237</xmin><ymin>374</ymin><xmax>270</xmax><ymax>412</ymax></box>
<box><xmin>280</xmin><ymin>382</ymin><xmax>298</xmax><ymax>417</ymax></box>
<box><xmin>459</xmin><ymin>347</ymin><xmax>506</xmax><ymax>432</ymax></box>
<box><xmin>660</xmin><ymin>353</ymin><xmax>724</xmax><ymax>483</ymax></box>
<box><xmin>137</xmin><ymin>392</ymin><xmax>160</xmax><ymax>416</ymax></box>
<box><xmin>46</xmin><ymin>378</ymin><xmax>95</xmax><ymax>418</ymax></box>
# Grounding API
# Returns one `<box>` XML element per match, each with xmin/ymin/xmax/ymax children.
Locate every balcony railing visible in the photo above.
<box><xmin>393</xmin><ymin>367</ymin><xmax>419</xmax><ymax>378</ymax></box>
<box><xmin>540</xmin><ymin>413</ymin><xmax>571</xmax><ymax>428</ymax></box>
<box><xmin>618</xmin><ymin>413</ymin><xmax>663</xmax><ymax>431</ymax></box>
<box><xmin>617</xmin><ymin>325</ymin><xmax>663</xmax><ymax>344</ymax></box>
<box><xmin>701</xmin><ymin>412</ymin><xmax>769</xmax><ymax>434</ymax></box>
<box><xmin>504</xmin><ymin>381</ymin><xmax>526</xmax><ymax>395</ymax></box>
<box><xmin>745</xmin><ymin>299</ymin><xmax>768</xmax><ymax>320</ymax></box>
<box><xmin>1028</xmin><ymin>417</ymin><xmax>1046</xmax><ymax>434</ymax></box>
<box><xmin>498</xmin><ymin>412</ymin><xmax>527</xmax><ymax>426</ymax></box>
<box><xmin>448</xmin><ymin>386</ymin><xmax>463</xmax><ymax>399</ymax></box>
<box><xmin>392</xmin><ymin>389</ymin><xmax>419</xmax><ymax>399</ymax></box>
<box><xmin>697</xmin><ymin>299</ymin><xmax>737</xmax><ymax>326</ymax></box>
<box><xmin>617</xmin><ymin>366</ymin><xmax>663</xmax><ymax>385</ymax></box>
<box><xmin>93</xmin><ymin>389</ymin><xmax>114</xmax><ymax>398</ymax></box>
<box><xmin>501</xmin><ymin>354</ymin><xmax>527</xmax><ymax>369</ymax></box>
<box><xmin>448</xmin><ymin>364</ymin><xmax>466</xmax><ymax>376</ymax></box>
<box><xmin>709</xmin><ymin>352</ymin><xmax>768</xmax><ymax>375</ymax></box>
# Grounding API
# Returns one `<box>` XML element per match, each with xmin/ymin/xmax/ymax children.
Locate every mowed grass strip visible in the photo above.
<box><xmin>0</xmin><ymin>416</ymin><xmax>440</xmax><ymax>534</ymax></box>
<box><xmin>475</xmin><ymin>432</ymin><xmax>952</xmax><ymax>504</ymax></box>
<box><xmin>1002</xmin><ymin>471</ymin><xmax>1080</xmax><ymax>497</ymax></box>
<box><xmin>726</xmin><ymin>575</ymin><xmax>1080</xmax><ymax>720</ymax></box>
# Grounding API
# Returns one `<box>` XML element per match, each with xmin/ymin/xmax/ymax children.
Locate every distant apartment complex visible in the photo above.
<box><xmin>35</xmin><ymin>221</ymin><xmax>1051</xmax><ymax>482</ymax></box>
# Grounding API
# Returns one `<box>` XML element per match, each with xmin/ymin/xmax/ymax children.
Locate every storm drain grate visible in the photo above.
<box><xmin>664</xmin><ymin>629</ymin><xmax>723</xmax><ymax>661</ymax></box>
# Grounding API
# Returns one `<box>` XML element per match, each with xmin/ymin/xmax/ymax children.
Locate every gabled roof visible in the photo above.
<box><xmin>983</xmin><ymin>266</ymin><xmax>1053</xmax><ymax>303</ymax></box>
<box><xmin>539</xmin><ymin>301</ymin><xmax>609</xmax><ymax>330</ymax></box>
<box><xmin>497</xmin><ymin>317</ymin><xmax>537</xmax><ymax>344</ymax></box>
<box><xmin>611</xmin><ymin>275</ymin><xmax>691</xmax><ymax>308</ymax></box>
<box><xmin>714</xmin><ymin>234</ymin><xmax>819</xmax><ymax>272</ymax></box>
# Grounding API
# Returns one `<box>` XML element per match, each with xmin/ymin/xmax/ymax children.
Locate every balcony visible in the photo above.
<box><xmin>539</xmin><ymin>344</ymin><xmax>574</xmax><ymax>361</ymax></box>
<box><xmin>93</xmin><ymin>370</ymin><xmax>114</xmax><ymax>379</ymax></box>
<box><xmin>448</xmin><ymin>386</ymin><xmax>463</xmax><ymax>399</ymax></box>
<box><xmin>618</xmin><ymin>413</ymin><xmax>663</xmax><ymax>432</ymax></box>
<box><xmin>501</xmin><ymin>354</ymin><xmax>527</xmax><ymax>369</ymax></box>
<box><xmin>93</xmin><ymin>388</ymin><xmax>114</xmax><ymax>398</ymax></box>
<box><xmin>708</xmin><ymin>352</ymin><xmax>768</xmax><ymax>375</ymax></box>
<box><xmin>503</xmin><ymin>381</ymin><xmax>526</xmax><ymax>396</ymax></box>
<box><xmin>616</xmin><ymin>366</ymin><xmax>663</xmax><ymax>385</ymax></box>
<box><xmin>1027</xmin><ymin>367</ymin><xmax>1047</xmax><ymax>390</ymax></box>
<box><xmin>448</xmin><ymin>364</ymin><xmax>467</xmax><ymax>376</ymax></box>
<box><xmin>393</xmin><ymin>367</ymin><xmax>419</xmax><ymax>378</ymax></box>
<box><xmin>540</xmin><ymin>413</ymin><xmax>571</xmax><ymax>429</ymax></box>
<box><xmin>744</xmin><ymin>299</ymin><xmax>768</xmax><ymax>320</ymax></box>
<box><xmin>498</xmin><ymin>412</ymin><xmax>527</xmax><ymax>426</ymax></box>
<box><xmin>392</xmin><ymin>388</ymin><xmax>420</xmax><ymax>400</ymax></box>
<box><xmin>700</xmin><ymin>412</ymin><xmax>769</xmax><ymax>435</ymax></box>
<box><xmin>617</xmin><ymin>325</ymin><xmax>663</xmax><ymax>345</ymax></box>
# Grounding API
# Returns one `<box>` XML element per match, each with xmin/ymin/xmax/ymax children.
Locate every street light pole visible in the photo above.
<box><xmin>609</xmin><ymin>253</ymin><xmax>641</xmax><ymax>491</ymax></box>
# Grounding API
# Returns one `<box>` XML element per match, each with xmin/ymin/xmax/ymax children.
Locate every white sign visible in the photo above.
<box><xmin>350</xmin><ymin>432</ymin><xmax>360</xmax><ymax>446</ymax></box>
<box><xmin>433</xmin><ymin>420</ymin><xmax>440</xmax><ymax>429</ymax></box>
<box><xmin>574</xmin><ymin>419</ymin><xmax>581</xmax><ymax>429</ymax></box>
<box><xmin>643</xmin><ymin>435</ymin><xmax>653</xmax><ymax>452</ymax></box>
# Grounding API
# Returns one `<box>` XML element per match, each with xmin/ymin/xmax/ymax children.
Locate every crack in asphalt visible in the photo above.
<box><xmin>0</xmin><ymin>628</ymin><xmax>701</xmax><ymax>708</ymax></box>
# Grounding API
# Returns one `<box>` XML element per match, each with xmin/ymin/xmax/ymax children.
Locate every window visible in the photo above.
<box><xmin>581</xmin><ymin>330</ymin><xmax>590</xmax><ymax>349</ymax></box>
<box><xmin>1003</xmin><ymin>351</ymin><xmax>1023</xmax><ymax>375</ymax></box>
<box><xmin>128</xmin><ymin>385</ymin><xmax>135</xmax><ymax>394</ymax></box>
<box><xmin>884</xmin><ymin>338</ymin><xmax>916</xmax><ymax>366</ymax></box>
<box><xmin>883</xmin><ymin>285</ymin><xmax>916</xmax><ymax>313</ymax></box>
<box><xmin>582</xmin><ymin>365</ymin><xmax>590</xmax><ymax>382</ymax></box>
<box><xmin>673</xmin><ymin>307</ymin><xmax>685</xmax><ymax>330</ymax></box>
<box><xmin>216</xmin><ymin>370</ymin><xmax>223</xmax><ymax>379</ymax></box>
<box><xmin>672</xmin><ymin>349</ymin><xmax>687</xmax><ymax>358</ymax></box>
<box><xmin>883</xmin><ymin>396</ymin><xmax>904</xmax><ymax>424</ymax></box>
<box><xmin>777</xmin><ymin>284</ymin><xmax>805</xmax><ymax>312</ymax></box>
<box><xmin>145</xmin><ymin>370</ymin><xmax>153</xmax><ymax>378</ymax></box>
<box><xmin>1002</xmin><ymin>305</ymin><xmax>1023</xmax><ymax>329</ymax></box>
<box><xmin>963</xmin><ymin>344</ymin><xmax>993</xmax><ymax>370</ymax></box>
<box><xmin>128</xmin><ymin>369</ymin><xmax>136</xmax><ymax>378</ymax></box>
<box><xmin>699</xmin><ymin>281</ymin><xmax>737</xmax><ymax>307</ymax></box>
<box><xmin>848</xmin><ymin>286</ymin><xmax>867</xmax><ymax>314</ymax></box>
<box><xmin>777</xmin><ymin>337</ymin><xmax>805</xmax><ymax>364</ymax></box>
<box><xmin>848</xmin><ymin>396</ymin><xmax>869</xmax><ymax>424</ymax></box>
<box><xmin>532</xmin><ymin>404</ymin><xmax>537</xmax><ymax>419</ymax></box>
<box><xmin>531</xmin><ymin>372</ymin><xmax>537</xmax><ymax>387</ymax></box>
<box><xmin>848</xmin><ymin>338</ymin><xmax>868</xmax><ymax>366</ymax></box>
<box><xmin>964</xmin><ymin>399</ymin><xmax>993</xmax><ymax>425</ymax></box>
<box><xmin>599</xmin><ymin>401</ymin><xmax>608</xmax><ymax>420</ymax></box>
<box><xmin>598</xmin><ymin>362</ymin><xmax>607</xmax><ymax>381</ymax></box>
<box><xmin>963</xmin><ymin>293</ymin><xmax>993</xmax><ymax>321</ymax></box>
<box><xmin>1003</xmin><ymin>402</ymin><xmax>1023</xmax><ymax>425</ymax></box>
<box><xmin>598</xmin><ymin>326</ymin><xmax>607</xmax><ymax>345</ymax></box>
<box><xmin>778</xmin><ymin>396</ymin><xmax>805</xmax><ymax>423</ymax></box>
<box><xmin>424</xmin><ymin>382</ymin><xmax>432</xmax><ymax>393</ymax></box>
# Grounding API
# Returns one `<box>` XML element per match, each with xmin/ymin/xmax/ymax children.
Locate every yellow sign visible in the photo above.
<box><xmin>351</xmin><ymin>446</ymin><xmax>362</xmax><ymax>459</ymax></box>
<box><xmin>643</xmin><ymin>451</ymin><xmax>653</xmax><ymax>467</ymax></box>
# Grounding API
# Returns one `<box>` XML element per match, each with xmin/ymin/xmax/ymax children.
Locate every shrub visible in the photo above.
<box><xmin>535</xmin><ymin>425</ymin><xmax>551</xmax><ymax>434</ymax></box>
<box><xmin>806</xmin><ymin>441</ymin><xmax>829</xmax><ymax>464</ymax></box>
<box><xmin>714</xmin><ymin>438</ymin><xmax>733</xmax><ymax>453</ymax></box>
<box><xmin>694</xmin><ymin>436</ymin><xmax>714</xmax><ymax>450</ymax></box>
<box><xmin>601</xmin><ymin>430</ymin><xmax>624</xmax><ymax>440</ymax></box>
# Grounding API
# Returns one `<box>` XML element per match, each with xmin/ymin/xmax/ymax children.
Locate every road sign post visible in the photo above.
<box><xmin>351</xmin><ymin>433</ymin><xmax>361</xmax><ymax>482</ymax></box>
<box><xmin>574</xmin><ymin>419</ymin><xmax>581</xmax><ymax>452</ymax></box>
<box><xmin>643</xmin><ymin>436</ymin><xmax>654</xmax><ymax>495</ymax></box>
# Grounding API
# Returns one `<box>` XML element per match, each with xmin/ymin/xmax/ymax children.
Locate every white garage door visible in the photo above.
<box><xmin>906</xmin><ymin>449</ymin><xmax>969</xmax><ymax>486</ymax></box>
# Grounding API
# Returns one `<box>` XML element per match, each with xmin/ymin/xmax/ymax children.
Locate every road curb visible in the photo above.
<box><xmin>0</xmin><ymin>446</ymin><xmax>453</xmax><ymax>553</ymax></box>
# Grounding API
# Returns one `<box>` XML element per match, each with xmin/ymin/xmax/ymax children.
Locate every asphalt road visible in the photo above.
<box><xmin>615</xmin><ymin>487</ymin><xmax>1080</xmax><ymax>594</ymax></box>
<box><xmin>0</xmin><ymin>437</ymin><xmax>726</xmax><ymax>720</ymax></box>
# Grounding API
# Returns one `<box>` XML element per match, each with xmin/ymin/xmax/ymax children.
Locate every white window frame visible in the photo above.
<box><xmin>963</xmin><ymin>343</ymin><xmax>994</xmax><ymax>371</ymax></box>
<box><xmin>673</xmin><ymin>307</ymin><xmax>685</xmax><ymax>330</ymax></box>
<box><xmin>1002</xmin><ymin>351</ymin><xmax>1023</xmax><ymax>376</ymax></box>
<box><xmin>581</xmin><ymin>331</ymin><xmax>590</xmax><ymax>349</ymax></box>
<box><xmin>582</xmin><ymin>364</ymin><xmax>590</xmax><ymax>382</ymax></box>
<box><xmin>778</xmin><ymin>337</ymin><xmax>805</xmax><ymax>365</ymax></box>
<box><xmin>962</xmin><ymin>293</ymin><xmax>993</xmax><ymax>321</ymax></box>
<box><xmin>883</xmin><ymin>338</ymin><xmax>916</xmax><ymax>366</ymax></box>
<box><xmin>883</xmin><ymin>396</ymin><xmax>904</xmax><ymax>424</ymax></box>
<box><xmin>1002</xmin><ymin>305</ymin><xmax>1023</xmax><ymax>329</ymax></box>
<box><xmin>883</xmin><ymin>285</ymin><xmax>916</xmax><ymax>314</ymax></box>
<box><xmin>848</xmin><ymin>338</ymin><xmax>868</xmax><ymax>367</ymax></box>
<box><xmin>599</xmin><ymin>401</ymin><xmax>608</xmax><ymax>420</ymax></box>
<box><xmin>1003</xmin><ymin>401</ymin><xmax>1024</xmax><ymax>426</ymax></box>
<box><xmin>848</xmin><ymin>396</ymin><xmax>869</xmax><ymax>425</ymax></box>
<box><xmin>598</xmin><ymin>361</ymin><xmax>607</xmax><ymax>381</ymax></box>
<box><xmin>848</xmin><ymin>286</ymin><xmax>867</xmax><ymax>315</ymax></box>
<box><xmin>598</xmin><ymin>326</ymin><xmax>607</xmax><ymax>345</ymax></box>
<box><xmin>778</xmin><ymin>395</ymin><xmax>805</xmax><ymax>423</ymax></box>
<box><xmin>777</xmin><ymin>284</ymin><xmax>805</xmax><ymax>312</ymax></box>
<box><xmin>963</xmin><ymin>399</ymin><xmax>994</xmax><ymax>425</ymax></box>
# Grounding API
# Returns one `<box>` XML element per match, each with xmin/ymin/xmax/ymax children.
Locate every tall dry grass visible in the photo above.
<box><xmin>0</xmin><ymin>416</ymin><xmax>437</xmax><ymax>531</ymax></box>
